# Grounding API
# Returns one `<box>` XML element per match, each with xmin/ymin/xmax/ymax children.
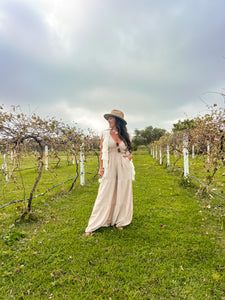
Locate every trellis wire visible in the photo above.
<box><xmin>0</xmin><ymin>160</ymin><xmax>78</xmax><ymax>175</ymax></box>
<box><xmin>187</xmin><ymin>174</ymin><xmax>225</xmax><ymax>200</ymax></box>
<box><xmin>150</xmin><ymin>143</ymin><xmax>225</xmax><ymax>200</ymax></box>
<box><xmin>0</xmin><ymin>170</ymin><xmax>97</xmax><ymax>210</ymax></box>
<box><xmin>0</xmin><ymin>148</ymin><xmax>98</xmax><ymax>209</ymax></box>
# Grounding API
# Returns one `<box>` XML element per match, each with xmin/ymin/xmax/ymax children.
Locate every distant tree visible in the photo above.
<box><xmin>172</xmin><ymin>118</ymin><xmax>196</xmax><ymax>132</ymax></box>
<box><xmin>132</xmin><ymin>126</ymin><xmax>167</xmax><ymax>149</ymax></box>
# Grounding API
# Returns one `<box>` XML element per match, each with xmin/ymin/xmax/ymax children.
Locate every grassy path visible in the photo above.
<box><xmin>1</xmin><ymin>155</ymin><xmax>225</xmax><ymax>299</ymax></box>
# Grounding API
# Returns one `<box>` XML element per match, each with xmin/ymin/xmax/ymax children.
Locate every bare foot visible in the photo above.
<box><xmin>117</xmin><ymin>226</ymin><xmax>124</xmax><ymax>230</ymax></box>
<box><xmin>84</xmin><ymin>232</ymin><xmax>92</xmax><ymax>236</ymax></box>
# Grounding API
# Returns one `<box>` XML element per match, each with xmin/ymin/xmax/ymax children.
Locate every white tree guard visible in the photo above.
<box><xmin>183</xmin><ymin>148</ymin><xmax>189</xmax><ymax>178</ymax></box>
<box><xmin>80</xmin><ymin>146</ymin><xmax>85</xmax><ymax>186</ymax></box>
<box><xmin>207</xmin><ymin>142</ymin><xmax>210</xmax><ymax>163</ymax></box>
<box><xmin>183</xmin><ymin>134</ymin><xmax>189</xmax><ymax>178</ymax></box>
<box><xmin>159</xmin><ymin>146</ymin><xmax>162</xmax><ymax>164</ymax></box>
<box><xmin>45</xmin><ymin>145</ymin><xmax>48</xmax><ymax>171</ymax></box>
<box><xmin>192</xmin><ymin>145</ymin><xmax>195</xmax><ymax>159</ymax></box>
<box><xmin>167</xmin><ymin>144</ymin><xmax>170</xmax><ymax>166</ymax></box>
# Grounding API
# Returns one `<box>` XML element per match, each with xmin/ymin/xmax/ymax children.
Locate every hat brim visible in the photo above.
<box><xmin>104</xmin><ymin>113</ymin><xmax>127</xmax><ymax>125</ymax></box>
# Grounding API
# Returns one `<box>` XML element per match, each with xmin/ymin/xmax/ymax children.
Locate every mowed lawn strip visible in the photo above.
<box><xmin>1</xmin><ymin>154</ymin><xmax>225</xmax><ymax>299</ymax></box>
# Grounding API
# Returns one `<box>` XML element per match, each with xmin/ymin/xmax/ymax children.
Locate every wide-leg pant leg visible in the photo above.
<box><xmin>85</xmin><ymin>178</ymin><xmax>117</xmax><ymax>233</ymax></box>
<box><xmin>112</xmin><ymin>179</ymin><xmax>133</xmax><ymax>227</ymax></box>
<box><xmin>111</xmin><ymin>156</ymin><xmax>133</xmax><ymax>227</ymax></box>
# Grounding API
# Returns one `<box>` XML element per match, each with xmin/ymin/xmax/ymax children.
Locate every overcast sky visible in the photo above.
<box><xmin>0</xmin><ymin>0</ymin><xmax>225</xmax><ymax>135</ymax></box>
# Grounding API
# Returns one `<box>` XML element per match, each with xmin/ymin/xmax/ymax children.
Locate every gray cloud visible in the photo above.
<box><xmin>0</xmin><ymin>0</ymin><xmax>225</xmax><ymax>134</ymax></box>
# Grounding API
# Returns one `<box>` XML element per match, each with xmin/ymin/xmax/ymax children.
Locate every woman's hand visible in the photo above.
<box><xmin>98</xmin><ymin>169</ymin><xmax>104</xmax><ymax>178</ymax></box>
<box><xmin>123</xmin><ymin>154</ymin><xmax>132</xmax><ymax>160</ymax></box>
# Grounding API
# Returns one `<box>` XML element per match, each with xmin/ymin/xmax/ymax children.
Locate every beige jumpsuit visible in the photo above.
<box><xmin>85</xmin><ymin>134</ymin><xmax>133</xmax><ymax>233</ymax></box>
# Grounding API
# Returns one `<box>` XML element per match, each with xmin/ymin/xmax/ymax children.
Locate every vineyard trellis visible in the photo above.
<box><xmin>149</xmin><ymin>103</ymin><xmax>225</xmax><ymax>198</ymax></box>
<box><xmin>0</xmin><ymin>106</ymin><xmax>100</xmax><ymax>215</ymax></box>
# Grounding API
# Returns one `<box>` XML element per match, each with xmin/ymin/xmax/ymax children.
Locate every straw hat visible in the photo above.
<box><xmin>104</xmin><ymin>109</ymin><xmax>127</xmax><ymax>125</ymax></box>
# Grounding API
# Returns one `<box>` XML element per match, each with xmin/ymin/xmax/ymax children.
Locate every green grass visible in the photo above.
<box><xmin>1</xmin><ymin>154</ymin><xmax>225</xmax><ymax>299</ymax></box>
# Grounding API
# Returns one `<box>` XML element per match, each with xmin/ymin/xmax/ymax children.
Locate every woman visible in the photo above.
<box><xmin>85</xmin><ymin>109</ymin><xmax>135</xmax><ymax>235</ymax></box>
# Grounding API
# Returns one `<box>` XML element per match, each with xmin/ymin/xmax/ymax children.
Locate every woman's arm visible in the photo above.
<box><xmin>123</xmin><ymin>153</ymin><xmax>133</xmax><ymax>160</ymax></box>
<box><xmin>123</xmin><ymin>145</ymin><xmax>133</xmax><ymax>160</ymax></box>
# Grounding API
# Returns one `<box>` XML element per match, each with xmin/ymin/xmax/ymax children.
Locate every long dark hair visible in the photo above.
<box><xmin>115</xmin><ymin>117</ymin><xmax>133</xmax><ymax>153</ymax></box>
